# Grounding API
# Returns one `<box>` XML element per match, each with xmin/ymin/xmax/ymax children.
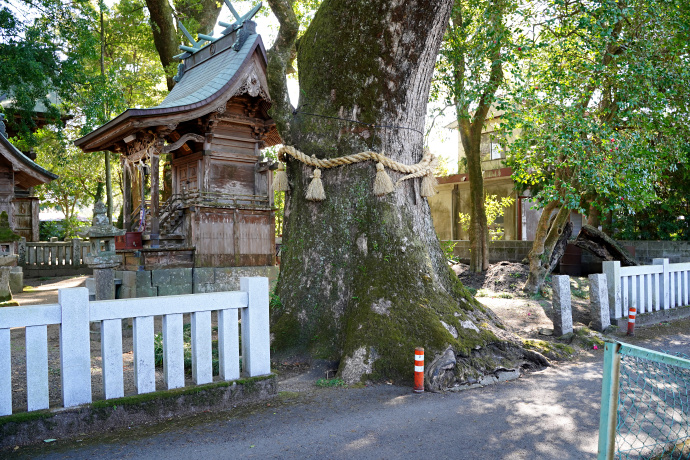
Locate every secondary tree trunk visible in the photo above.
<box><xmin>523</xmin><ymin>202</ymin><xmax>571</xmax><ymax>294</ymax></box>
<box><xmin>268</xmin><ymin>0</ymin><xmax>545</xmax><ymax>388</ymax></box>
<box><xmin>462</xmin><ymin>134</ymin><xmax>490</xmax><ymax>272</ymax></box>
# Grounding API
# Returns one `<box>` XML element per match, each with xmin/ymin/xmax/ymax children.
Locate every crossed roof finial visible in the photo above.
<box><xmin>175</xmin><ymin>1</ymin><xmax>262</xmax><ymax>58</ymax></box>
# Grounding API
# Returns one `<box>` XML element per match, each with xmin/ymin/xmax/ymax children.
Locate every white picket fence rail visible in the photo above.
<box><xmin>0</xmin><ymin>277</ymin><xmax>270</xmax><ymax>416</ymax></box>
<box><xmin>603</xmin><ymin>258</ymin><xmax>690</xmax><ymax>321</ymax></box>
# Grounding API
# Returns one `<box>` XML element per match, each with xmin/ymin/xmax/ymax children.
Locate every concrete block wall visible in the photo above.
<box><xmin>447</xmin><ymin>240</ymin><xmax>690</xmax><ymax>266</ymax></box>
<box><xmin>115</xmin><ymin>266</ymin><xmax>279</xmax><ymax>299</ymax></box>
<box><xmin>449</xmin><ymin>240</ymin><xmax>533</xmax><ymax>264</ymax></box>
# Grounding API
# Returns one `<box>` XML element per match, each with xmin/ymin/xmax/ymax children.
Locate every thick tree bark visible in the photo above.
<box><xmin>267</xmin><ymin>0</ymin><xmax>545</xmax><ymax>387</ymax></box>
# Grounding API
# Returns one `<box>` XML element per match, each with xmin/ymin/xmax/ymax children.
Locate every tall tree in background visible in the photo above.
<box><xmin>0</xmin><ymin>0</ymin><xmax>94</xmax><ymax>143</ymax></box>
<box><xmin>436</xmin><ymin>0</ymin><xmax>521</xmax><ymax>272</ymax></box>
<box><xmin>33</xmin><ymin>129</ymin><xmax>105</xmax><ymax>236</ymax></box>
<box><xmin>266</xmin><ymin>0</ymin><xmax>544</xmax><ymax>385</ymax></box>
<box><xmin>503</xmin><ymin>0</ymin><xmax>690</xmax><ymax>293</ymax></box>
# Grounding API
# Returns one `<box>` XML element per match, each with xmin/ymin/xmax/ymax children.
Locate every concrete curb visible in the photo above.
<box><xmin>614</xmin><ymin>305</ymin><xmax>690</xmax><ymax>328</ymax></box>
<box><xmin>0</xmin><ymin>374</ymin><xmax>276</xmax><ymax>450</ymax></box>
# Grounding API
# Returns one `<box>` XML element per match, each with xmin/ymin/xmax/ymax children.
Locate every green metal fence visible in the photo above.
<box><xmin>598</xmin><ymin>342</ymin><xmax>690</xmax><ymax>459</ymax></box>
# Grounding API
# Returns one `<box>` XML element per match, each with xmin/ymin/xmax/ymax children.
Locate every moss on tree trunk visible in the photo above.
<box><xmin>268</xmin><ymin>0</ymin><xmax>546</xmax><ymax>388</ymax></box>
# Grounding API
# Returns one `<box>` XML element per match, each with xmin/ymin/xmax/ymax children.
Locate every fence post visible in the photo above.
<box><xmin>59</xmin><ymin>287</ymin><xmax>92</xmax><ymax>407</ymax></box>
<box><xmin>653</xmin><ymin>258</ymin><xmax>670</xmax><ymax>310</ymax></box>
<box><xmin>17</xmin><ymin>237</ymin><xmax>26</xmax><ymax>266</ymax></box>
<box><xmin>603</xmin><ymin>261</ymin><xmax>622</xmax><ymax>321</ymax></box>
<box><xmin>72</xmin><ymin>238</ymin><xmax>81</xmax><ymax>267</ymax></box>
<box><xmin>598</xmin><ymin>341</ymin><xmax>621</xmax><ymax>460</ymax></box>
<box><xmin>240</xmin><ymin>277</ymin><xmax>270</xmax><ymax>377</ymax></box>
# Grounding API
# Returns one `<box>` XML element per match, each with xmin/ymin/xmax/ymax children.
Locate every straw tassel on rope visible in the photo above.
<box><xmin>420</xmin><ymin>171</ymin><xmax>438</xmax><ymax>197</ymax></box>
<box><xmin>274</xmin><ymin>163</ymin><xmax>289</xmax><ymax>192</ymax></box>
<box><xmin>373</xmin><ymin>162</ymin><xmax>395</xmax><ymax>196</ymax></box>
<box><xmin>305</xmin><ymin>168</ymin><xmax>326</xmax><ymax>201</ymax></box>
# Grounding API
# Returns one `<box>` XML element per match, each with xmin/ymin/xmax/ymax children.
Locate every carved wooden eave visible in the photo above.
<box><xmin>74</xmin><ymin>30</ymin><xmax>281</xmax><ymax>155</ymax></box>
<box><xmin>0</xmin><ymin>134</ymin><xmax>57</xmax><ymax>188</ymax></box>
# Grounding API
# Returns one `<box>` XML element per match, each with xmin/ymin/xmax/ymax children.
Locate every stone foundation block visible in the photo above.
<box><xmin>117</xmin><ymin>270</ymin><xmax>137</xmax><ymax>288</ymax></box>
<box><xmin>193</xmin><ymin>267</ymin><xmax>215</xmax><ymax>286</ymax></box>
<box><xmin>136</xmin><ymin>270</ymin><xmax>152</xmax><ymax>287</ymax></box>
<box><xmin>152</xmin><ymin>268</ymin><xmax>192</xmax><ymax>287</ymax></box>
<box><xmin>9</xmin><ymin>266</ymin><xmax>22</xmax><ymax>295</ymax></box>
<box><xmin>136</xmin><ymin>283</ymin><xmax>157</xmax><ymax>298</ymax></box>
<box><xmin>157</xmin><ymin>283</ymin><xmax>193</xmax><ymax>296</ymax></box>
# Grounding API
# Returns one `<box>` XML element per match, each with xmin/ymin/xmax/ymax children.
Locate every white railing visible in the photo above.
<box><xmin>603</xmin><ymin>259</ymin><xmax>690</xmax><ymax>321</ymax></box>
<box><xmin>0</xmin><ymin>277</ymin><xmax>270</xmax><ymax>416</ymax></box>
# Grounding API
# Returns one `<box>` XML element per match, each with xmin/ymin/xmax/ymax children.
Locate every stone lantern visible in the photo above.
<box><xmin>0</xmin><ymin>211</ymin><xmax>20</xmax><ymax>303</ymax></box>
<box><xmin>80</xmin><ymin>202</ymin><xmax>125</xmax><ymax>300</ymax></box>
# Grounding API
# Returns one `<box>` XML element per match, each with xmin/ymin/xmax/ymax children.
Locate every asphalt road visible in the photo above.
<box><xmin>16</xmin><ymin>332</ymin><xmax>690</xmax><ymax>460</ymax></box>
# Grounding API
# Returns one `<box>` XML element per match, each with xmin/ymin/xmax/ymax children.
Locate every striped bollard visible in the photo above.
<box><xmin>627</xmin><ymin>306</ymin><xmax>636</xmax><ymax>336</ymax></box>
<box><xmin>413</xmin><ymin>347</ymin><xmax>424</xmax><ymax>393</ymax></box>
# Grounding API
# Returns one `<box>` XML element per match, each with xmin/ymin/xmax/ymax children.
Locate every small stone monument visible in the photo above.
<box><xmin>80</xmin><ymin>202</ymin><xmax>125</xmax><ymax>300</ymax></box>
<box><xmin>551</xmin><ymin>275</ymin><xmax>573</xmax><ymax>336</ymax></box>
<box><xmin>589</xmin><ymin>273</ymin><xmax>610</xmax><ymax>332</ymax></box>
<box><xmin>0</xmin><ymin>211</ymin><xmax>20</xmax><ymax>303</ymax></box>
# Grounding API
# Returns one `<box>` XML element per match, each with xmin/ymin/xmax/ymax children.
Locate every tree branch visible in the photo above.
<box><xmin>266</xmin><ymin>0</ymin><xmax>298</xmax><ymax>145</ymax></box>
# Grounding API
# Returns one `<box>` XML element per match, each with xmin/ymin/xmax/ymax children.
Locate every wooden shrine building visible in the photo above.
<box><xmin>0</xmin><ymin>115</ymin><xmax>57</xmax><ymax>241</ymax></box>
<box><xmin>75</xmin><ymin>5</ymin><xmax>280</xmax><ymax>269</ymax></box>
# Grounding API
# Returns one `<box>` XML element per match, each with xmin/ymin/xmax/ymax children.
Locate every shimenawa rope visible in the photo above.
<box><xmin>274</xmin><ymin>145</ymin><xmax>438</xmax><ymax>201</ymax></box>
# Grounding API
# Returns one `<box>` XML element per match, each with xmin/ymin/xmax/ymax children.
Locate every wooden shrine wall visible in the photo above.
<box><xmin>190</xmin><ymin>207</ymin><xmax>274</xmax><ymax>267</ymax></box>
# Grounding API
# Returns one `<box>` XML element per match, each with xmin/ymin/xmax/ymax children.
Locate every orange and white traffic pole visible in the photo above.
<box><xmin>627</xmin><ymin>306</ymin><xmax>636</xmax><ymax>336</ymax></box>
<box><xmin>414</xmin><ymin>347</ymin><xmax>424</xmax><ymax>393</ymax></box>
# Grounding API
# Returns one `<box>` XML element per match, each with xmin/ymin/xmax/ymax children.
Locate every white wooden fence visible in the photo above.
<box><xmin>603</xmin><ymin>258</ymin><xmax>690</xmax><ymax>321</ymax></box>
<box><xmin>0</xmin><ymin>277</ymin><xmax>270</xmax><ymax>416</ymax></box>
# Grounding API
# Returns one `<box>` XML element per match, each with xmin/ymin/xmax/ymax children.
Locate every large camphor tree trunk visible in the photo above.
<box><xmin>267</xmin><ymin>0</ymin><xmax>545</xmax><ymax>388</ymax></box>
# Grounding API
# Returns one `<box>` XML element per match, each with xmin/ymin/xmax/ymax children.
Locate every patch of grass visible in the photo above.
<box><xmin>509</xmin><ymin>273</ymin><xmax>522</xmax><ymax>278</ymax></box>
<box><xmin>315</xmin><ymin>378</ymin><xmax>346</xmax><ymax>388</ymax></box>
<box><xmin>522</xmin><ymin>339</ymin><xmax>575</xmax><ymax>360</ymax></box>
<box><xmin>497</xmin><ymin>293</ymin><xmax>513</xmax><ymax>299</ymax></box>
<box><xmin>571</xmin><ymin>288</ymin><xmax>588</xmax><ymax>299</ymax></box>
<box><xmin>574</xmin><ymin>327</ymin><xmax>605</xmax><ymax>349</ymax></box>
<box><xmin>277</xmin><ymin>391</ymin><xmax>300</xmax><ymax>399</ymax></box>
<box><xmin>475</xmin><ymin>289</ymin><xmax>489</xmax><ymax>297</ymax></box>
<box><xmin>22</xmin><ymin>286</ymin><xmax>38</xmax><ymax>292</ymax></box>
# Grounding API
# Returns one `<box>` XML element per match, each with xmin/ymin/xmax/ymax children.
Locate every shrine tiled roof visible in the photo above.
<box><xmin>0</xmin><ymin>129</ymin><xmax>57</xmax><ymax>188</ymax></box>
<box><xmin>74</xmin><ymin>23</ymin><xmax>270</xmax><ymax>153</ymax></box>
<box><xmin>155</xmin><ymin>31</ymin><xmax>261</xmax><ymax>110</ymax></box>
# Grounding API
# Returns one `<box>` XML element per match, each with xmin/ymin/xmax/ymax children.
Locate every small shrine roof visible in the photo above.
<box><xmin>75</xmin><ymin>27</ymin><xmax>276</xmax><ymax>153</ymax></box>
<box><xmin>0</xmin><ymin>131</ymin><xmax>57</xmax><ymax>188</ymax></box>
